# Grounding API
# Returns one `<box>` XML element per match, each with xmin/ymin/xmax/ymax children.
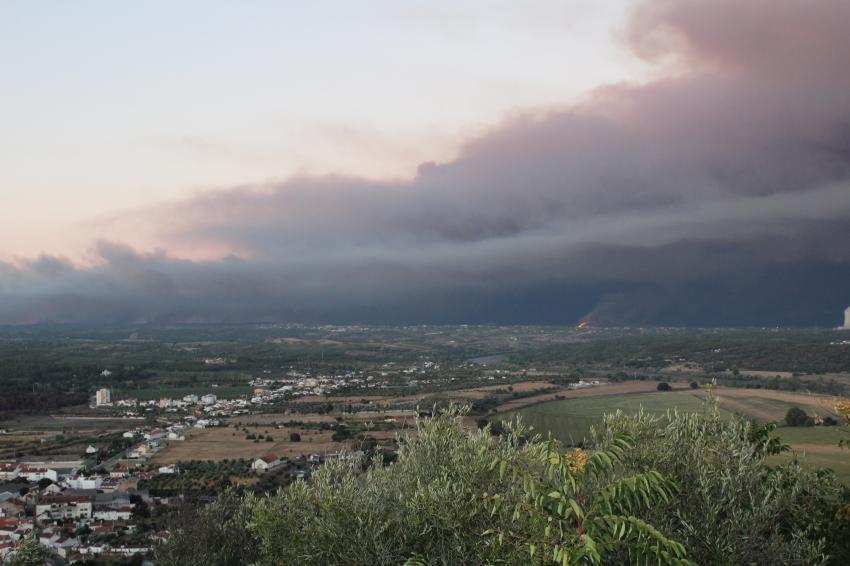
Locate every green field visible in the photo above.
<box><xmin>768</xmin><ymin>426</ymin><xmax>850</xmax><ymax>483</ymax></box>
<box><xmin>500</xmin><ymin>391</ymin><xmax>850</xmax><ymax>483</ymax></box>
<box><xmin>500</xmin><ymin>391</ymin><xmax>722</xmax><ymax>445</ymax></box>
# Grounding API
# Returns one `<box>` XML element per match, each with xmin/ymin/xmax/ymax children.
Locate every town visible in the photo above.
<box><xmin>1</xmin><ymin>323</ymin><xmax>849</xmax><ymax>563</ymax></box>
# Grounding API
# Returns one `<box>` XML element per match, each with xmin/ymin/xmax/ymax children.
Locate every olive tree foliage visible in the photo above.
<box><xmin>591</xmin><ymin>396</ymin><xmax>850</xmax><ymax>565</ymax></box>
<box><xmin>485</xmin><ymin>438</ymin><xmax>690</xmax><ymax>565</ymax></box>
<box><xmin>154</xmin><ymin>489</ymin><xmax>260</xmax><ymax>566</ymax></box>
<box><xmin>248</xmin><ymin>406</ymin><xmax>542</xmax><ymax>565</ymax></box>
<box><xmin>248</xmin><ymin>406</ymin><xmax>689</xmax><ymax>565</ymax></box>
<box><xmin>2</xmin><ymin>539</ymin><xmax>52</xmax><ymax>566</ymax></box>
<box><xmin>836</xmin><ymin>397</ymin><xmax>850</xmax><ymax>448</ymax></box>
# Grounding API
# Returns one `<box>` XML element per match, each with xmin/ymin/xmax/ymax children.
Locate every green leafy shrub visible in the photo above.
<box><xmin>785</xmin><ymin>406</ymin><xmax>814</xmax><ymax>427</ymax></box>
<box><xmin>4</xmin><ymin>538</ymin><xmax>52</xmax><ymax>566</ymax></box>
<box><xmin>156</xmin><ymin>402</ymin><xmax>850</xmax><ymax>566</ymax></box>
<box><xmin>154</xmin><ymin>490</ymin><xmax>260</xmax><ymax>566</ymax></box>
<box><xmin>486</xmin><ymin>438</ymin><xmax>689</xmax><ymax>564</ymax></box>
<box><xmin>246</xmin><ymin>407</ymin><xmax>686</xmax><ymax>565</ymax></box>
<box><xmin>591</xmin><ymin>396</ymin><xmax>850</xmax><ymax>565</ymax></box>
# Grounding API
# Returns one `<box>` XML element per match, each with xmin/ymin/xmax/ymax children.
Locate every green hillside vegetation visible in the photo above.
<box><xmin>155</xmin><ymin>403</ymin><xmax>850</xmax><ymax>565</ymax></box>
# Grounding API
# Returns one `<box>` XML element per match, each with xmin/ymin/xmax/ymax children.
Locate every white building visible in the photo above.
<box><xmin>65</xmin><ymin>475</ymin><xmax>104</xmax><ymax>490</ymax></box>
<box><xmin>93</xmin><ymin>505</ymin><xmax>133</xmax><ymax>521</ymax></box>
<box><xmin>35</xmin><ymin>495</ymin><xmax>92</xmax><ymax>520</ymax></box>
<box><xmin>252</xmin><ymin>453</ymin><xmax>282</xmax><ymax>471</ymax></box>
<box><xmin>95</xmin><ymin>388</ymin><xmax>111</xmax><ymax>407</ymax></box>
<box><xmin>200</xmin><ymin>394</ymin><xmax>217</xmax><ymax>405</ymax></box>
<box><xmin>19</xmin><ymin>466</ymin><xmax>58</xmax><ymax>482</ymax></box>
<box><xmin>844</xmin><ymin>306</ymin><xmax>850</xmax><ymax>329</ymax></box>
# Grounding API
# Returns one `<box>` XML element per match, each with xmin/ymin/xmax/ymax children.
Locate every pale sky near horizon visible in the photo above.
<box><xmin>0</xmin><ymin>0</ymin><xmax>645</xmax><ymax>260</ymax></box>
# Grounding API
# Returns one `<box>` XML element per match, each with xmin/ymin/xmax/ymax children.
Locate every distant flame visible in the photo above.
<box><xmin>576</xmin><ymin>321</ymin><xmax>589</xmax><ymax>329</ymax></box>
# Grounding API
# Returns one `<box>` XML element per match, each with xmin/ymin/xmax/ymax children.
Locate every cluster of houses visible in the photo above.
<box><xmin>121</xmin><ymin>418</ymin><xmax>221</xmax><ymax>460</ymax></box>
<box><xmin>250</xmin><ymin>450</ymin><xmax>363</xmax><ymax>481</ymax></box>
<box><xmin>0</xmin><ymin>417</ymin><xmax>213</xmax><ymax>562</ymax></box>
<box><xmin>92</xmin><ymin>359</ymin><xmax>463</xmax><ymax>421</ymax></box>
<box><xmin>99</xmin><ymin>371</ymin><xmax>396</xmax><ymax>419</ymax></box>
<box><xmin>0</xmin><ymin>459</ymin><xmax>172</xmax><ymax>563</ymax></box>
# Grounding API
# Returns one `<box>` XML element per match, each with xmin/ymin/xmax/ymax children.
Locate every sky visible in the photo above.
<box><xmin>1</xmin><ymin>0</ymin><xmax>849</xmax><ymax>326</ymax></box>
<box><xmin>0</xmin><ymin>0</ymin><xmax>642</xmax><ymax>257</ymax></box>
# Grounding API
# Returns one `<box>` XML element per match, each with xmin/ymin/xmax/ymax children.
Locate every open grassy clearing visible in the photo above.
<box><xmin>500</xmin><ymin>390</ymin><xmax>722</xmax><ymax>445</ymax></box>
<box><xmin>149</xmin><ymin>426</ymin><xmax>346</xmax><ymax>463</ymax></box>
<box><xmin>767</xmin><ymin>426</ymin><xmax>850</xmax><ymax>483</ymax></box>
<box><xmin>499</xmin><ymin>385</ymin><xmax>850</xmax><ymax>482</ymax></box>
<box><xmin>493</xmin><ymin>380</ymin><xmax>661</xmax><ymax>413</ymax></box>
<box><xmin>500</xmin><ymin>387</ymin><xmax>839</xmax><ymax>443</ymax></box>
<box><xmin>228</xmin><ymin>413</ymin><xmax>337</xmax><ymax>425</ymax></box>
<box><xmin>693</xmin><ymin>387</ymin><xmax>839</xmax><ymax>421</ymax></box>
<box><xmin>773</xmin><ymin>425</ymin><xmax>850</xmax><ymax>445</ymax></box>
<box><xmin>0</xmin><ymin>430</ymin><xmax>55</xmax><ymax>459</ymax></box>
<box><xmin>1</xmin><ymin>413</ymin><xmax>136</xmax><ymax>431</ymax></box>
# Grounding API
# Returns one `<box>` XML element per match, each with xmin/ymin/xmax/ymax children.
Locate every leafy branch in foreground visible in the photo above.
<box><xmin>591</xmin><ymin>393</ymin><xmax>850</xmax><ymax>565</ymax></box>
<box><xmin>485</xmin><ymin>435</ymin><xmax>690</xmax><ymax>565</ymax></box>
<box><xmin>836</xmin><ymin>397</ymin><xmax>850</xmax><ymax>448</ymax></box>
<box><xmin>156</xmin><ymin>401</ymin><xmax>849</xmax><ymax>565</ymax></box>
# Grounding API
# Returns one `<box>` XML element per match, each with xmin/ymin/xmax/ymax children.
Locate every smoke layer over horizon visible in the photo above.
<box><xmin>3</xmin><ymin>0</ymin><xmax>850</xmax><ymax>326</ymax></box>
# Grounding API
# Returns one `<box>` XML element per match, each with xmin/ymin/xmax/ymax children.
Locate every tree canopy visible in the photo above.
<box><xmin>155</xmin><ymin>402</ymin><xmax>850</xmax><ymax>565</ymax></box>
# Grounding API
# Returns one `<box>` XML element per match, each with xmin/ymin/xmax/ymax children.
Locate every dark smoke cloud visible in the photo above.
<box><xmin>3</xmin><ymin>0</ymin><xmax>850</xmax><ymax>326</ymax></box>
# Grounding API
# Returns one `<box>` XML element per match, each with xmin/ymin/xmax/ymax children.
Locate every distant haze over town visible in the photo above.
<box><xmin>1</xmin><ymin>0</ymin><xmax>849</xmax><ymax>326</ymax></box>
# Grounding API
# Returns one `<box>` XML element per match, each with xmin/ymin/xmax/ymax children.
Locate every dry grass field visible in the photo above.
<box><xmin>227</xmin><ymin>413</ymin><xmax>336</xmax><ymax>425</ymax></box>
<box><xmin>692</xmin><ymin>387</ymin><xmax>840</xmax><ymax>421</ymax></box>
<box><xmin>150</xmin><ymin>426</ymin><xmax>346</xmax><ymax>464</ymax></box>
<box><xmin>660</xmin><ymin>363</ymin><xmax>703</xmax><ymax>374</ymax></box>
<box><xmin>0</xmin><ymin>430</ymin><xmax>54</xmax><ymax>459</ymax></box>
<box><xmin>736</xmin><ymin>370</ymin><xmax>794</xmax><ymax>378</ymax></box>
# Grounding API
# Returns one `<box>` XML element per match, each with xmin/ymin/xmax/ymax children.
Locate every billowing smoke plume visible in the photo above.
<box><xmin>3</xmin><ymin>0</ymin><xmax>850</xmax><ymax>326</ymax></box>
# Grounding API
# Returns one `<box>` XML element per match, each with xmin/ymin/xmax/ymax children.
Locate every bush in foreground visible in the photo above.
<box><xmin>248</xmin><ymin>408</ymin><xmax>689</xmax><ymax>565</ymax></box>
<box><xmin>156</xmin><ymin>403</ymin><xmax>850</xmax><ymax>565</ymax></box>
<box><xmin>592</xmin><ymin>398</ymin><xmax>850</xmax><ymax>565</ymax></box>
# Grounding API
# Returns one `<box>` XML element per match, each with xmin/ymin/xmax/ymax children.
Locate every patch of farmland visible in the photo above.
<box><xmin>693</xmin><ymin>388</ymin><xmax>839</xmax><ymax>421</ymax></box>
<box><xmin>499</xmin><ymin>391</ymin><xmax>717</xmax><ymax>446</ymax></box>
<box><xmin>149</xmin><ymin>426</ymin><xmax>345</xmax><ymax>463</ymax></box>
<box><xmin>768</xmin><ymin>426</ymin><xmax>850</xmax><ymax>484</ymax></box>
